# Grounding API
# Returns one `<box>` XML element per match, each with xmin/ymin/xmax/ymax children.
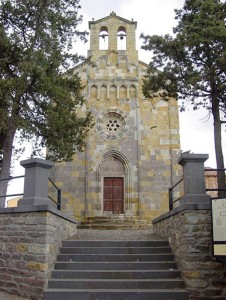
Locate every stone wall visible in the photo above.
<box><xmin>153</xmin><ymin>204</ymin><xmax>226</xmax><ymax>300</ymax></box>
<box><xmin>0</xmin><ymin>205</ymin><xmax>76</xmax><ymax>300</ymax></box>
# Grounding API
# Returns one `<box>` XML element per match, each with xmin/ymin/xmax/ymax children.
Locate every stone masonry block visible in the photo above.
<box><xmin>16</xmin><ymin>243</ymin><xmax>28</xmax><ymax>253</ymax></box>
<box><xmin>28</xmin><ymin>244</ymin><xmax>49</xmax><ymax>254</ymax></box>
<box><xmin>27</xmin><ymin>262</ymin><xmax>48</xmax><ymax>272</ymax></box>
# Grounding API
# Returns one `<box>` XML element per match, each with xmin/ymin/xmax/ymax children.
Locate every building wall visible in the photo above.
<box><xmin>153</xmin><ymin>206</ymin><xmax>226</xmax><ymax>299</ymax></box>
<box><xmin>54</xmin><ymin>12</ymin><xmax>181</xmax><ymax>224</ymax></box>
<box><xmin>7</xmin><ymin>196</ymin><xmax>21</xmax><ymax>207</ymax></box>
<box><xmin>0</xmin><ymin>207</ymin><xmax>76</xmax><ymax>300</ymax></box>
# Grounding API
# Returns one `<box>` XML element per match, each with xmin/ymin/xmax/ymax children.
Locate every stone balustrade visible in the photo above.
<box><xmin>153</xmin><ymin>153</ymin><xmax>226</xmax><ymax>299</ymax></box>
<box><xmin>0</xmin><ymin>158</ymin><xmax>77</xmax><ymax>299</ymax></box>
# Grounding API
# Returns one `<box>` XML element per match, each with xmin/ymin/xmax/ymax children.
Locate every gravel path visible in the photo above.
<box><xmin>69</xmin><ymin>229</ymin><xmax>162</xmax><ymax>240</ymax></box>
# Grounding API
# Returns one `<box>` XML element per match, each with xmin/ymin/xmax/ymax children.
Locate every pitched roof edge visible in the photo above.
<box><xmin>89</xmin><ymin>11</ymin><xmax>137</xmax><ymax>29</ymax></box>
<box><xmin>138</xmin><ymin>60</ymin><xmax>149</xmax><ymax>68</ymax></box>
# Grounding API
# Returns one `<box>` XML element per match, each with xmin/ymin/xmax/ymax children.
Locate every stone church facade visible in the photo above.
<box><xmin>53</xmin><ymin>12</ymin><xmax>181</xmax><ymax>225</ymax></box>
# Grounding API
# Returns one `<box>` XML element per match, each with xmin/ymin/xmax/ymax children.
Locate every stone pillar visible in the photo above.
<box><xmin>18</xmin><ymin>158</ymin><xmax>54</xmax><ymax>207</ymax></box>
<box><xmin>107</xmin><ymin>85</ymin><xmax>110</xmax><ymax>100</ymax></box>
<box><xmin>178</xmin><ymin>153</ymin><xmax>210</xmax><ymax>204</ymax></box>
<box><xmin>127</xmin><ymin>86</ymin><xmax>130</xmax><ymax>99</ymax></box>
<box><xmin>117</xmin><ymin>85</ymin><xmax>120</xmax><ymax>100</ymax></box>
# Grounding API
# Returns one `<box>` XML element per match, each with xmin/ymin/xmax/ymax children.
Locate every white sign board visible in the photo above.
<box><xmin>211</xmin><ymin>198</ymin><xmax>226</xmax><ymax>258</ymax></box>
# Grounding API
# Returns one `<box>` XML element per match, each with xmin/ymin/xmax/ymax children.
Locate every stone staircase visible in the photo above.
<box><xmin>77</xmin><ymin>214</ymin><xmax>148</xmax><ymax>230</ymax></box>
<box><xmin>44</xmin><ymin>239</ymin><xmax>189</xmax><ymax>300</ymax></box>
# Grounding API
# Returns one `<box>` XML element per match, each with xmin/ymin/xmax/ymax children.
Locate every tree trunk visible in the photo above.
<box><xmin>0</xmin><ymin>123</ymin><xmax>16</xmax><ymax>208</ymax></box>
<box><xmin>212</xmin><ymin>97</ymin><xmax>226</xmax><ymax>197</ymax></box>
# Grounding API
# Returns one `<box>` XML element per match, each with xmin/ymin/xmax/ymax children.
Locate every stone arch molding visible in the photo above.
<box><xmin>96</xmin><ymin>149</ymin><xmax>133</xmax><ymax>214</ymax></box>
<box><xmin>88</xmin><ymin>82</ymin><xmax>138</xmax><ymax>101</ymax></box>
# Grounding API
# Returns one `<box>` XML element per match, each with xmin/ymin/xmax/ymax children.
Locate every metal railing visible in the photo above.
<box><xmin>48</xmin><ymin>178</ymin><xmax>61</xmax><ymax>210</ymax></box>
<box><xmin>205</xmin><ymin>168</ymin><xmax>226</xmax><ymax>198</ymax></box>
<box><xmin>169</xmin><ymin>177</ymin><xmax>184</xmax><ymax>210</ymax></box>
<box><xmin>0</xmin><ymin>175</ymin><xmax>25</xmax><ymax>198</ymax></box>
<box><xmin>0</xmin><ymin>175</ymin><xmax>61</xmax><ymax>210</ymax></box>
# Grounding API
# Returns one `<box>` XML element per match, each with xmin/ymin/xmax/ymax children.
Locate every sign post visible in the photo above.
<box><xmin>211</xmin><ymin>198</ymin><xmax>226</xmax><ymax>260</ymax></box>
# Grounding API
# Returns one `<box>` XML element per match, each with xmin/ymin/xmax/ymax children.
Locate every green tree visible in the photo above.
<box><xmin>0</xmin><ymin>0</ymin><xmax>93</xmax><ymax>207</ymax></box>
<box><xmin>141</xmin><ymin>0</ymin><xmax>226</xmax><ymax>194</ymax></box>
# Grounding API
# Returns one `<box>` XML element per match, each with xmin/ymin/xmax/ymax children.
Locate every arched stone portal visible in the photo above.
<box><xmin>96</xmin><ymin>150</ymin><xmax>133</xmax><ymax>214</ymax></box>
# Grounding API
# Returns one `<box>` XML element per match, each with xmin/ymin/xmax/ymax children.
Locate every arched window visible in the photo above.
<box><xmin>99</xmin><ymin>26</ymin><xmax>109</xmax><ymax>50</ymax></box>
<box><xmin>119</xmin><ymin>85</ymin><xmax>127</xmax><ymax>99</ymax></box>
<box><xmin>100</xmin><ymin>85</ymin><xmax>107</xmax><ymax>100</ymax></box>
<box><xmin>109</xmin><ymin>85</ymin><xmax>117</xmax><ymax>100</ymax></box>
<box><xmin>117</xmin><ymin>26</ymin><xmax>126</xmax><ymax>50</ymax></box>
<box><xmin>90</xmin><ymin>85</ymin><xmax>98</xmax><ymax>99</ymax></box>
<box><xmin>129</xmin><ymin>85</ymin><xmax>137</xmax><ymax>98</ymax></box>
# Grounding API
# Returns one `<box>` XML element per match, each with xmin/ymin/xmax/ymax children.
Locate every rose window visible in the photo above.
<box><xmin>106</xmin><ymin>119</ymin><xmax>121</xmax><ymax>133</ymax></box>
<box><xmin>97</xmin><ymin>111</ymin><xmax>127</xmax><ymax>139</ymax></box>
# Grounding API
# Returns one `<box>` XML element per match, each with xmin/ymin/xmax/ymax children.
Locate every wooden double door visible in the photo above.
<box><xmin>104</xmin><ymin>177</ymin><xmax>124</xmax><ymax>214</ymax></box>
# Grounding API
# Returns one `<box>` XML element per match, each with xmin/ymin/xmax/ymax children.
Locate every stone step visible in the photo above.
<box><xmin>48</xmin><ymin>278</ymin><xmax>185</xmax><ymax>289</ymax></box>
<box><xmin>77</xmin><ymin>224</ymin><xmax>139</xmax><ymax>230</ymax></box>
<box><xmin>80</xmin><ymin>219</ymin><xmax>138</xmax><ymax>224</ymax></box>
<box><xmin>81</xmin><ymin>219</ymin><xmax>109</xmax><ymax>223</ymax></box>
<box><xmin>57</xmin><ymin>253</ymin><xmax>175</xmax><ymax>262</ymax></box>
<box><xmin>44</xmin><ymin>289</ymin><xmax>189</xmax><ymax>300</ymax></box>
<box><xmin>77</xmin><ymin>215</ymin><xmax>146</xmax><ymax>230</ymax></box>
<box><xmin>85</xmin><ymin>216</ymin><xmax>110</xmax><ymax>220</ymax></box>
<box><xmin>54</xmin><ymin>261</ymin><xmax>178</xmax><ymax>270</ymax></box>
<box><xmin>60</xmin><ymin>246</ymin><xmax>171</xmax><ymax>254</ymax></box>
<box><xmin>44</xmin><ymin>239</ymin><xmax>189</xmax><ymax>300</ymax></box>
<box><xmin>62</xmin><ymin>240</ymin><xmax>168</xmax><ymax>247</ymax></box>
<box><xmin>92</xmin><ymin>224</ymin><xmax>135</xmax><ymax>230</ymax></box>
<box><xmin>51</xmin><ymin>269</ymin><xmax>181</xmax><ymax>279</ymax></box>
<box><xmin>84</xmin><ymin>215</ymin><xmax>138</xmax><ymax>221</ymax></box>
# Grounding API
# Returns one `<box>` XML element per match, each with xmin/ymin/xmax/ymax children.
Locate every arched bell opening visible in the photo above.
<box><xmin>117</xmin><ymin>26</ymin><xmax>126</xmax><ymax>50</ymax></box>
<box><xmin>99</xmin><ymin>26</ymin><xmax>109</xmax><ymax>50</ymax></box>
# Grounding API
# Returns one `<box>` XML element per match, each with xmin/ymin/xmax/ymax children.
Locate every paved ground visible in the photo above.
<box><xmin>71</xmin><ymin>229</ymin><xmax>158</xmax><ymax>240</ymax></box>
<box><xmin>0</xmin><ymin>229</ymin><xmax>157</xmax><ymax>300</ymax></box>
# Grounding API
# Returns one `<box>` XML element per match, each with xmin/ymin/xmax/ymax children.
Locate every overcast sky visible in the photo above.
<box><xmin>10</xmin><ymin>0</ymin><xmax>225</xmax><ymax>186</ymax></box>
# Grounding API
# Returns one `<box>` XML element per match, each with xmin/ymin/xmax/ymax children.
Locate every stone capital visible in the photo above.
<box><xmin>20</xmin><ymin>158</ymin><xmax>54</xmax><ymax>169</ymax></box>
<box><xmin>178</xmin><ymin>153</ymin><xmax>209</xmax><ymax>166</ymax></box>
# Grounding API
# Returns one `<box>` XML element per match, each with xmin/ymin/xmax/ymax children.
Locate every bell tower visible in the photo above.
<box><xmin>88</xmin><ymin>11</ymin><xmax>138</xmax><ymax>63</ymax></box>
